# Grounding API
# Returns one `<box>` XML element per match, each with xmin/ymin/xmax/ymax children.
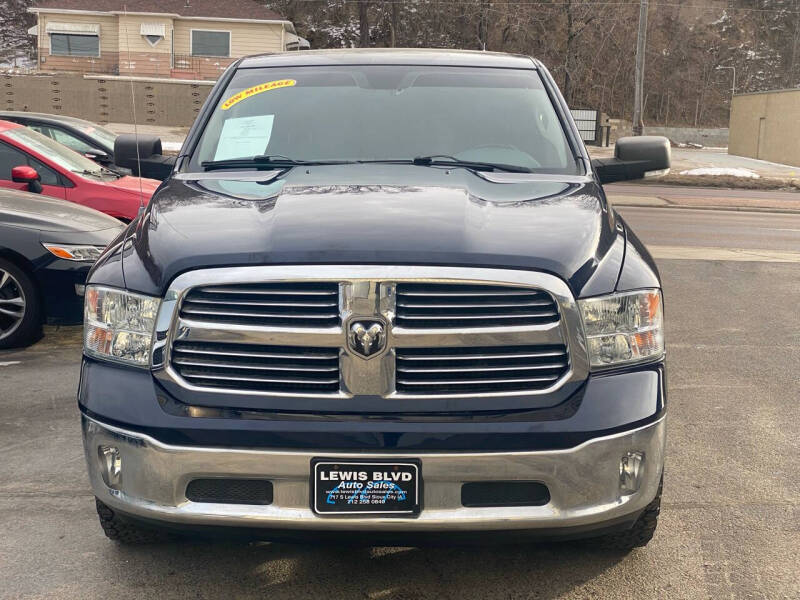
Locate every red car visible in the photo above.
<box><xmin>0</xmin><ymin>120</ymin><xmax>159</xmax><ymax>221</ymax></box>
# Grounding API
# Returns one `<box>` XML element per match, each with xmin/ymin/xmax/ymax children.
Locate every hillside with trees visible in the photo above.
<box><xmin>268</xmin><ymin>0</ymin><xmax>800</xmax><ymax>127</ymax></box>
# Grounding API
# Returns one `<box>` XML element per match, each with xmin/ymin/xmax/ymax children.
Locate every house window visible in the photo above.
<box><xmin>140</xmin><ymin>23</ymin><xmax>166</xmax><ymax>48</ymax></box>
<box><xmin>191</xmin><ymin>30</ymin><xmax>230</xmax><ymax>57</ymax></box>
<box><xmin>50</xmin><ymin>33</ymin><xmax>100</xmax><ymax>57</ymax></box>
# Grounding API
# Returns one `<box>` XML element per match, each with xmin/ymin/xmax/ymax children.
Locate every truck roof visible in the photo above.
<box><xmin>239</xmin><ymin>48</ymin><xmax>539</xmax><ymax>70</ymax></box>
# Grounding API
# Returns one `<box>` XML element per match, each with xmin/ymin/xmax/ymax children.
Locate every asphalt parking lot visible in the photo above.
<box><xmin>1</xmin><ymin>208</ymin><xmax>799</xmax><ymax>599</ymax></box>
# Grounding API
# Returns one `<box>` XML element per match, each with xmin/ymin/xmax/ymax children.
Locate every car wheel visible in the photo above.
<box><xmin>593</xmin><ymin>477</ymin><xmax>662</xmax><ymax>552</ymax></box>
<box><xmin>0</xmin><ymin>258</ymin><xmax>42</xmax><ymax>349</ymax></box>
<box><xmin>95</xmin><ymin>498</ymin><xmax>174</xmax><ymax>544</ymax></box>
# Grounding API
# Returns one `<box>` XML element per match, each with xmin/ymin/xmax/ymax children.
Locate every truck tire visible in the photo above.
<box><xmin>0</xmin><ymin>258</ymin><xmax>42</xmax><ymax>350</ymax></box>
<box><xmin>595</xmin><ymin>478</ymin><xmax>662</xmax><ymax>552</ymax></box>
<box><xmin>95</xmin><ymin>498</ymin><xmax>173</xmax><ymax>544</ymax></box>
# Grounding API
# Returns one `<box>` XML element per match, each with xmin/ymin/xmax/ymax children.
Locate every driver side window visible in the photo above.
<box><xmin>0</xmin><ymin>142</ymin><xmax>63</xmax><ymax>186</ymax></box>
<box><xmin>0</xmin><ymin>142</ymin><xmax>27</xmax><ymax>179</ymax></box>
<box><xmin>27</xmin><ymin>156</ymin><xmax>62</xmax><ymax>186</ymax></box>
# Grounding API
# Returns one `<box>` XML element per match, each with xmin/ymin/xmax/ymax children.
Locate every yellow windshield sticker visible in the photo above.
<box><xmin>220</xmin><ymin>79</ymin><xmax>296</xmax><ymax>110</ymax></box>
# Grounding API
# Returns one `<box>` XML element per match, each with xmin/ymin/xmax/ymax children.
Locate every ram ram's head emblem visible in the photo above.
<box><xmin>348</xmin><ymin>320</ymin><xmax>386</xmax><ymax>358</ymax></box>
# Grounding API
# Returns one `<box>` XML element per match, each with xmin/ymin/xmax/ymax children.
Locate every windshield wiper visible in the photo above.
<box><xmin>201</xmin><ymin>154</ymin><xmax>532</xmax><ymax>173</ymax></box>
<box><xmin>72</xmin><ymin>168</ymin><xmax>105</xmax><ymax>178</ymax></box>
<box><xmin>359</xmin><ymin>155</ymin><xmax>532</xmax><ymax>173</ymax></box>
<box><xmin>201</xmin><ymin>155</ymin><xmax>355</xmax><ymax>171</ymax></box>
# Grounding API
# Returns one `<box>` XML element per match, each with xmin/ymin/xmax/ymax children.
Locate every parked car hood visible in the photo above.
<box><xmin>108</xmin><ymin>175</ymin><xmax>160</xmax><ymax>197</ymax></box>
<box><xmin>120</xmin><ymin>165</ymin><xmax>625</xmax><ymax>298</ymax></box>
<box><xmin>0</xmin><ymin>188</ymin><xmax>124</xmax><ymax>233</ymax></box>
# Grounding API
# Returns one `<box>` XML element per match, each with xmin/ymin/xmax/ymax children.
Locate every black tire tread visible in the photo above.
<box><xmin>95</xmin><ymin>498</ymin><xmax>172</xmax><ymax>544</ymax></box>
<box><xmin>595</xmin><ymin>480</ymin><xmax>662</xmax><ymax>552</ymax></box>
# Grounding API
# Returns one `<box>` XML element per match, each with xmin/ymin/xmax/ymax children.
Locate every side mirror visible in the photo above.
<box><xmin>84</xmin><ymin>148</ymin><xmax>111</xmax><ymax>163</ymax></box>
<box><xmin>11</xmin><ymin>165</ymin><xmax>43</xmax><ymax>194</ymax></box>
<box><xmin>114</xmin><ymin>134</ymin><xmax>175</xmax><ymax>181</ymax></box>
<box><xmin>591</xmin><ymin>136</ymin><xmax>671</xmax><ymax>184</ymax></box>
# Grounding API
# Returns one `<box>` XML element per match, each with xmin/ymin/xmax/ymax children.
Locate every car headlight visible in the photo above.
<box><xmin>578</xmin><ymin>289</ymin><xmax>664</xmax><ymax>369</ymax></box>
<box><xmin>43</xmin><ymin>243</ymin><xmax>105</xmax><ymax>262</ymax></box>
<box><xmin>84</xmin><ymin>285</ymin><xmax>160</xmax><ymax>367</ymax></box>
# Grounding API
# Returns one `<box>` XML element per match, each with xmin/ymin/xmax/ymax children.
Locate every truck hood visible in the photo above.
<box><xmin>120</xmin><ymin>165</ymin><xmax>625</xmax><ymax>298</ymax></box>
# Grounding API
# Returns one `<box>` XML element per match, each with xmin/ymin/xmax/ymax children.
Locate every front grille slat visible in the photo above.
<box><xmin>172</xmin><ymin>341</ymin><xmax>341</xmax><ymax>394</ymax></box>
<box><xmin>195</xmin><ymin>285</ymin><xmax>337</xmax><ymax>296</ymax></box>
<box><xmin>397</xmin><ymin>349</ymin><xmax>566</xmax><ymax>361</ymax></box>
<box><xmin>182</xmin><ymin>307</ymin><xmax>339</xmax><ymax>320</ymax></box>
<box><xmin>187</xmin><ymin>298</ymin><xmax>338</xmax><ymax>307</ymax></box>
<box><xmin>399</xmin><ymin>288</ymin><xmax>541</xmax><ymax>297</ymax></box>
<box><xmin>395</xmin><ymin>344</ymin><xmax>569</xmax><ymax>395</ymax></box>
<box><xmin>397</xmin><ymin>375</ymin><xmax>561</xmax><ymax>386</ymax></box>
<box><xmin>397</xmin><ymin>300</ymin><xmax>554</xmax><ymax>308</ymax></box>
<box><xmin>172</xmin><ymin>347</ymin><xmax>337</xmax><ymax>361</ymax></box>
<box><xmin>181</xmin><ymin>370</ymin><xmax>340</xmax><ymax>385</ymax></box>
<box><xmin>397</xmin><ymin>362</ymin><xmax>568</xmax><ymax>373</ymax></box>
<box><xmin>180</xmin><ymin>282</ymin><xmax>339</xmax><ymax>328</ymax></box>
<box><xmin>395</xmin><ymin>283</ymin><xmax>559</xmax><ymax>329</ymax></box>
<box><xmin>394</xmin><ymin>311</ymin><xmax>559</xmax><ymax>320</ymax></box>
<box><xmin>173</xmin><ymin>358</ymin><xmax>339</xmax><ymax>373</ymax></box>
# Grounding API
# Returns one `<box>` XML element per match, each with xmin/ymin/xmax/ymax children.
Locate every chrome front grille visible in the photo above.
<box><xmin>155</xmin><ymin>266</ymin><xmax>588</xmax><ymax>405</ymax></box>
<box><xmin>180</xmin><ymin>282</ymin><xmax>340</xmax><ymax>327</ymax></box>
<box><xmin>172</xmin><ymin>341</ymin><xmax>340</xmax><ymax>394</ymax></box>
<box><xmin>395</xmin><ymin>283</ymin><xmax>559</xmax><ymax>329</ymax></box>
<box><xmin>395</xmin><ymin>344</ymin><xmax>570</xmax><ymax>395</ymax></box>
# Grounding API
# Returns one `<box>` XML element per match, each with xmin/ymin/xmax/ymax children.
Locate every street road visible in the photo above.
<box><xmin>619</xmin><ymin>206</ymin><xmax>800</xmax><ymax>252</ymax></box>
<box><xmin>612</xmin><ymin>183</ymin><xmax>800</xmax><ymax>204</ymax></box>
<box><xmin>1</xmin><ymin>205</ymin><xmax>798</xmax><ymax>599</ymax></box>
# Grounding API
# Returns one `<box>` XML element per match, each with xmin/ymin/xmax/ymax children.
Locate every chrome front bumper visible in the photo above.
<box><xmin>82</xmin><ymin>415</ymin><xmax>665</xmax><ymax>533</ymax></box>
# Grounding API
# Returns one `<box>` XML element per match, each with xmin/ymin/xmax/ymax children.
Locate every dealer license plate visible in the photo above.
<box><xmin>312</xmin><ymin>459</ymin><xmax>421</xmax><ymax>516</ymax></box>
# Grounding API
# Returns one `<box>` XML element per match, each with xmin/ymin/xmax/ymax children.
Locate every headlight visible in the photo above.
<box><xmin>578</xmin><ymin>289</ymin><xmax>664</xmax><ymax>369</ymax></box>
<box><xmin>43</xmin><ymin>243</ymin><xmax>105</xmax><ymax>262</ymax></box>
<box><xmin>84</xmin><ymin>285</ymin><xmax>160</xmax><ymax>367</ymax></box>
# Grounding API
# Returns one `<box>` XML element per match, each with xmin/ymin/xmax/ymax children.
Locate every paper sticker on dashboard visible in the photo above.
<box><xmin>214</xmin><ymin>114</ymin><xmax>274</xmax><ymax>161</ymax></box>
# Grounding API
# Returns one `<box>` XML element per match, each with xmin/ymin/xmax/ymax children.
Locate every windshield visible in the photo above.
<box><xmin>190</xmin><ymin>65</ymin><xmax>579</xmax><ymax>174</ymax></box>
<box><xmin>73</xmin><ymin>122</ymin><xmax>118</xmax><ymax>150</ymax></box>
<box><xmin>5</xmin><ymin>125</ymin><xmax>110</xmax><ymax>177</ymax></box>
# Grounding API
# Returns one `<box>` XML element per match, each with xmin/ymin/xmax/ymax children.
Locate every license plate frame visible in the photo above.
<box><xmin>311</xmin><ymin>459</ymin><xmax>421</xmax><ymax>517</ymax></box>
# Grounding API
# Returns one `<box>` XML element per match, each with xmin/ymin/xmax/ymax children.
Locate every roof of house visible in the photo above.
<box><xmin>30</xmin><ymin>0</ymin><xmax>286</xmax><ymax>21</ymax></box>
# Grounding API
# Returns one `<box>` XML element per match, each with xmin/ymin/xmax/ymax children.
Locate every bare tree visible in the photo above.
<box><xmin>0</xmin><ymin>0</ymin><xmax>35</xmax><ymax>67</ymax></box>
<box><xmin>359</xmin><ymin>0</ymin><xmax>370</xmax><ymax>47</ymax></box>
<box><xmin>260</xmin><ymin>0</ymin><xmax>799</xmax><ymax>126</ymax></box>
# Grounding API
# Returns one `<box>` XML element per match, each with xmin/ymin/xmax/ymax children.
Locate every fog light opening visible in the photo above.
<box><xmin>98</xmin><ymin>445</ymin><xmax>122</xmax><ymax>489</ymax></box>
<box><xmin>619</xmin><ymin>451</ymin><xmax>645</xmax><ymax>495</ymax></box>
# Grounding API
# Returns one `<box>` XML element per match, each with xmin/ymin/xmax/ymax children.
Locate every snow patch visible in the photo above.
<box><xmin>162</xmin><ymin>141</ymin><xmax>183</xmax><ymax>152</ymax></box>
<box><xmin>679</xmin><ymin>168</ymin><xmax>760</xmax><ymax>178</ymax></box>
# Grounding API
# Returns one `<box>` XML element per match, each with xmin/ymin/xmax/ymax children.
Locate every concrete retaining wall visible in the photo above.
<box><xmin>0</xmin><ymin>73</ymin><xmax>213</xmax><ymax>127</ymax></box>
<box><xmin>643</xmin><ymin>126</ymin><xmax>729</xmax><ymax>147</ymax></box>
<box><xmin>608</xmin><ymin>120</ymin><xmax>729</xmax><ymax>146</ymax></box>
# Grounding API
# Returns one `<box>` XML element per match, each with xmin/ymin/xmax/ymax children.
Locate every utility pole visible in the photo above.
<box><xmin>632</xmin><ymin>0</ymin><xmax>648</xmax><ymax>136</ymax></box>
<box><xmin>479</xmin><ymin>0</ymin><xmax>489</xmax><ymax>50</ymax></box>
<box><xmin>716</xmin><ymin>65</ymin><xmax>736</xmax><ymax>105</ymax></box>
<box><xmin>359</xmin><ymin>0</ymin><xmax>369</xmax><ymax>47</ymax></box>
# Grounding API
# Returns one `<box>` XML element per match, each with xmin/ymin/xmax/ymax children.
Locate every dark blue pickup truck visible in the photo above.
<box><xmin>80</xmin><ymin>49</ymin><xmax>668</xmax><ymax>550</ymax></box>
